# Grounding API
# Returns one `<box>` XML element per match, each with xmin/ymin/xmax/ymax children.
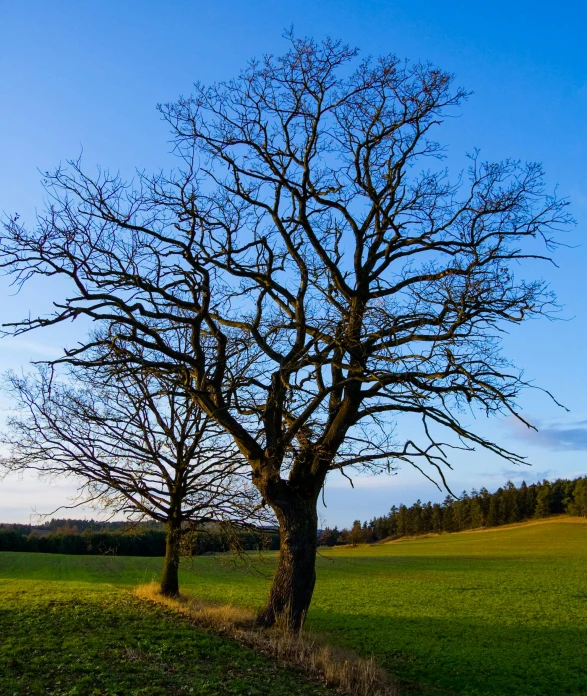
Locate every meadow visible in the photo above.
<box><xmin>1</xmin><ymin>516</ymin><xmax>586</xmax><ymax>695</ymax></box>
<box><xmin>0</xmin><ymin>578</ymin><xmax>329</xmax><ymax>695</ymax></box>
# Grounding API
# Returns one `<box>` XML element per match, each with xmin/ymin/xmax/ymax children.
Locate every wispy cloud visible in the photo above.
<box><xmin>506</xmin><ymin>416</ymin><xmax>587</xmax><ymax>451</ymax></box>
<box><xmin>500</xmin><ymin>468</ymin><xmax>552</xmax><ymax>481</ymax></box>
<box><xmin>0</xmin><ymin>338</ymin><xmax>63</xmax><ymax>359</ymax></box>
<box><xmin>478</xmin><ymin>466</ymin><xmax>553</xmax><ymax>483</ymax></box>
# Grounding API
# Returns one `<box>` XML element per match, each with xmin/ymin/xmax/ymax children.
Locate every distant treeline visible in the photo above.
<box><xmin>3</xmin><ymin>476</ymin><xmax>586</xmax><ymax>555</ymax></box>
<box><xmin>0</xmin><ymin>518</ymin><xmax>165</xmax><ymax>536</ymax></box>
<box><xmin>319</xmin><ymin>476</ymin><xmax>587</xmax><ymax>546</ymax></box>
<box><xmin>0</xmin><ymin>529</ymin><xmax>168</xmax><ymax>556</ymax></box>
<box><xmin>0</xmin><ymin>522</ymin><xmax>280</xmax><ymax>556</ymax></box>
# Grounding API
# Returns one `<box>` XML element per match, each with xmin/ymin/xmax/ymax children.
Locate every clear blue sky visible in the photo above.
<box><xmin>0</xmin><ymin>0</ymin><xmax>586</xmax><ymax>526</ymax></box>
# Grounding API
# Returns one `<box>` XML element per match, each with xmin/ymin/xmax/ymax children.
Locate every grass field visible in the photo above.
<box><xmin>1</xmin><ymin>516</ymin><xmax>586</xmax><ymax>695</ymax></box>
<box><xmin>0</xmin><ymin>581</ymin><xmax>329</xmax><ymax>695</ymax></box>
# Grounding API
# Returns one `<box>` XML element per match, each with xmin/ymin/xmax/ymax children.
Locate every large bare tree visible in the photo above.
<box><xmin>1</xmin><ymin>360</ymin><xmax>262</xmax><ymax>596</ymax></box>
<box><xmin>0</xmin><ymin>36</ymin><xmax>571</xmax><ymax>628</ymax></box>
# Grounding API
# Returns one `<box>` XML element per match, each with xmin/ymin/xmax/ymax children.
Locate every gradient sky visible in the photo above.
<box><xmin>0</xmin><ymin>1</ymin><xmax>586</xmax><ymax>526</ymax></box>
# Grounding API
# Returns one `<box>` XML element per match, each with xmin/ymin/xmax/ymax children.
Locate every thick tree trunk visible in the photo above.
<box><xmin>257</xmin><ymin>493</ymin><xmax>319</xmax><ymax>631</ymax></box>
<box><xmin>160</xmin><ymin>519</ymin><xmax>182</xmax><ymax>597</ymax></box>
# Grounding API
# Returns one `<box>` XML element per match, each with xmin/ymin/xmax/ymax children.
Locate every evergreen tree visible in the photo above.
<box><xmin>361</xmin><ymin>521</ymin><xmax>375</xmax><ymax>544</ymax></box>
<box><xmin>412</xmin><ymin>500</ymin><xmax>423</xmax><ymax>535</ymax></box>
<box><xmin>454</xmin><ymin>491</ymin><xmax>472</xmax><ymax>531</ymax></box>
<box><xmin>502</xmin><ymin>481</ymin><xmax>521</xmax><ymax>524</ymax></box>
<box><xmin>567</xmin><ymin>478</ymin><xmax>587</xmax><ymax>517</ymax></box>
<box><xmin>388</xmin><ymin>506</ymin><xmax>399</xmax><ymax>537</ymax></box>
<box><xmin>397</xmin><ymin>505</ymin><xmax>408</xmax><ymax>536</ymax></box>
<box><xmin>550</xmin><ymin>479</ymin><xmax>573</xmax><ymax>514</ymax></box>
<box><xmin>422</xmin><ymin>502</ymin><xmax>434</xmax><ymax>533</ymax></box>
<box><xmin>319</xmin><ymin>527</ymin><xmax>339</xmax><ymax>546</ymax></box>
<box><xmin>349</xmin><ymin>520</ymin><xmax>363</xmax><ymax>547</ymax></box>
<box><xmin>443</xmin><ymin>498</ymin><xmax>456</xmax><ymax>533</ymax></box>
<box><xmin>518</xmin><ymin>481</ymin><xmax>531</xmax><ymax>518</ymax></box>
<box><xmin>334</xmin><ymin>475</ymin><xmax>587</xmax><ymax>544</ymax></box>
<box><xmin>478</xmin><ymin>487</ymin><xmax>491</xmax><ymax>522</ymax></box>
<box><xmin>470</xmin><ymin>497</ymin><xmax>485</xmax><ymax>528</ymax></box>
<box><xmin>486</xmin><ymin>492</ymin><xmax>501</xmax><ymax>527</ymax></box>
<box><xmin>534</xmin><ymin>482</ymin><xmax>551</xmax><ymax>518</ymax></box>
<box><xmin>431</xmin><ymin>504</ymin><xmax>443</xmax><ymax>533</ymax></box>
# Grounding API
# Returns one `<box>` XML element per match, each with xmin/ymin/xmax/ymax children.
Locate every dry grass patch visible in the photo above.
<box><xmin>135</xmin><ymin>582</ymin><xmax>399</xmax><ymax>696</ymax></box>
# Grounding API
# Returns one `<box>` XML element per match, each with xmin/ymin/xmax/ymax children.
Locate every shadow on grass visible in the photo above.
<box><xmin>305</xmin><ymin>609</ymin><xmax>587</xmax><ymax>696</ymax></box>
<box><xmin>3</xmin><ymin>549</ymin><xmax>586</xmax><ymax>696</ymax></box>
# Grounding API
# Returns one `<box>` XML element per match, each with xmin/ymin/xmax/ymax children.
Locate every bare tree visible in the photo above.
<box><xmin>1</xmin><ymin>360</ymin><xmax>263</xmax><ymax>597</ymax></box>
<box><xmin>0</xmin><ymin>36</ymin><xmax>572</xmax><ymax>628</ymax></box>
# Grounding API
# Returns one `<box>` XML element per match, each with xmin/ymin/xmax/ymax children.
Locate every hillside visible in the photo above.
<box><xmin>2</xmin><ymin>516</ymin><xmax>586</xmax><ymax>695</ymax></box>
<box><xmin>375</xmin><ymin>513</ymin><xmax>584</xmax><ymax>544</ymax></box>
<box><xmin>319</xmin><ymin>476</ymin><xmax>587</xmax><ymax>546</ymax></box>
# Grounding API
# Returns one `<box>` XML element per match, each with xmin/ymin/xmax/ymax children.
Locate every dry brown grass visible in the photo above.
<box><xmin>134</xmin><ymin>582</ymin><xmax>399</xmax><ymax>696</ymax></box>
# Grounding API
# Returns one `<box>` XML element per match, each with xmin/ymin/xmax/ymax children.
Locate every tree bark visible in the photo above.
<box><xmin>160</xmin><ymin>518</ymin><xmax>182</xmax><ymax>597</ymax></box>
<box><xmin>257</xmin><ymin>491</ymin><xmax>319</xmax><ymax>631</ymax></box>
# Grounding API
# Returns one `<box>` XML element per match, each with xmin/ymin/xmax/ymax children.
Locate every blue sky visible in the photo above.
<box><xmin>0</xmin><ymin>1</ymin><xmax>586</xmax><ymax>526</ymax></box>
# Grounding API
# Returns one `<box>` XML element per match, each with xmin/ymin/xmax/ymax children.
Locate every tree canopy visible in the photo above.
<box><xmin>0</xmin><ymin>35</ymin><xmax>572</xmax><ymax>627</ymax></box>
<box><xmin>1</xmin><ymin>358</ymin><xmax>263</xmax><ymax>595</ymax></box>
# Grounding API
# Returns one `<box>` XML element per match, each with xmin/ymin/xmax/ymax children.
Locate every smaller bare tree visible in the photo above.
<box><xmin>1</xmin><ymin>362</ymin><xmax>265</xmax><ymax>596</ymax></box>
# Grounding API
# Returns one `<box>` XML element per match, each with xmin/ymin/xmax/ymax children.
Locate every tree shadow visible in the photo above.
<box><xmin>305</xmin><ymin>609</ymin><xmax>587</xmax><ymax>696</ymax></box>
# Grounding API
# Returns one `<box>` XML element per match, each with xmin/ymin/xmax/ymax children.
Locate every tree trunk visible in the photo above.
<box><xmin>160</xmin><ymin>518</ymin><xmax>182</xmax><ymax>597</ymax></box>
<box><xmin>257</xmin><ymin>492</ymin><xmax>319</xmax><ymax>631</ymax></box>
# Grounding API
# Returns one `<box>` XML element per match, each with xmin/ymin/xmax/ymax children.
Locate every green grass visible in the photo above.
<box><xmin>0</xmin><ymin>577</ymin><xmax>328</xmax><ymax>695</ymax></box>
<box><xmin>1</xmin><ymin>517</ymin><xmax>586</xmax><ymax>695</ymax></box>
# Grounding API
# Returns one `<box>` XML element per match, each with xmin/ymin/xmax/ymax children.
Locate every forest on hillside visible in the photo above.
<box><xmin>2</xmin><ymin>476</ymin><xmax>585</xmax><ymax>555</ymax></box>
<box><xmin>319</xmin><ymin>476</ymin><xmax>587</xmax><ymax>546</ymax></box>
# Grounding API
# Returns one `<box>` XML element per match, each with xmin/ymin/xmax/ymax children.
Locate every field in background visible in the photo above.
<box><xmin>1</xmin><ymin>516</ymin><xmax>586</xmax><ymax>695</ymax></box>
